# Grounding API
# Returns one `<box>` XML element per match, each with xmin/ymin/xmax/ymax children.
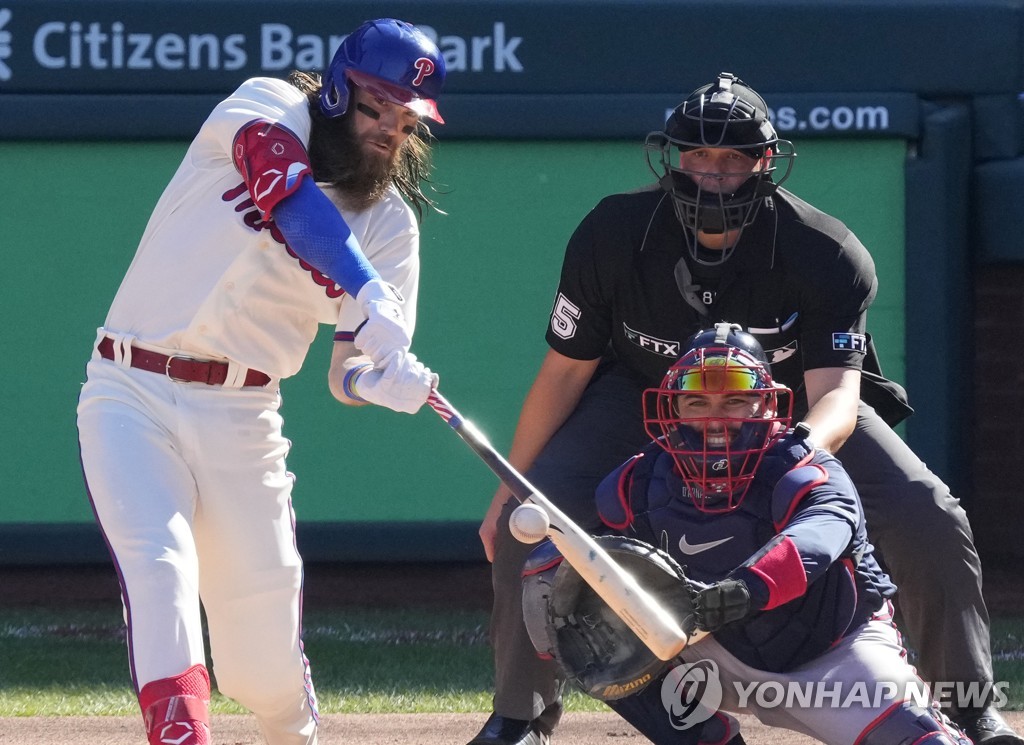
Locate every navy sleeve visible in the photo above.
<box><xmin>731</xmin><ymin>457</ymin><xmax>860</xmax><ymax>610</ymax></box>
<box><xmin>778</xmin><ymin>464</ymin><xmax>859</xmax><ymax>577</ymax></box>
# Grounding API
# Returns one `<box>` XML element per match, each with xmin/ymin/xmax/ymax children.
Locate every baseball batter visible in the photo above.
<box><xmin>471</xmin><ymin>72</ymin><xmax>1019</xmax><ymax>745</ymax></box>
<box><xmin>76</xmin><ymin>19</ymin><xmax>445</xmax><ymax>745</ymax></box>
<box><xmin>522</xmin><ymin>325</ymin><xmax>971</xmax><ymax>745</ymax></box>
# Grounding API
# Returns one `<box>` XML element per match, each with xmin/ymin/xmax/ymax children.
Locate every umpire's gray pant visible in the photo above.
<box><xmin>486</xmin><ymin>374</ymin><xmax>993</xmax><ymax>722</ymax></box>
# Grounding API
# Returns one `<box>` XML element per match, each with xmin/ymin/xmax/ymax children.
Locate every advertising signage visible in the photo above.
<box><xmin>2</xmin><ymin>0</ymin><xmax>1017</xmax><ymax>139</ymax></box>
<box><xmin>1</xmin><ymin>1</ymin><xmax>1017</xmax><ymax>95</ymax></box>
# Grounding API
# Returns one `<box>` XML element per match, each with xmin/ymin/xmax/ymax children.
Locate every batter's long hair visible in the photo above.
<box><xmin>289</xmin><ymin>70</ymin><xmax>442</xmax><ymax>220</ymax></box>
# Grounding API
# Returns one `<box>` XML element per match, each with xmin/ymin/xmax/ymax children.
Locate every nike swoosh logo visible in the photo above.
<box><xmin>679</xmin><ymin>535</ymin><xmax>734</xmax><ymax>555</ymax></box>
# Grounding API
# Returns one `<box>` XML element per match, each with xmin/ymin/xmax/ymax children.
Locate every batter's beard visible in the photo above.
<box><xmin>308</xmin><ymin>113</ymin><xmax>402</xmax><ymax>212</ymax></box>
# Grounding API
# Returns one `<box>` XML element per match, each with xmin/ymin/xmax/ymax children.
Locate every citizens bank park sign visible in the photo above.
<box><xmin>2</xmin><ymin>0</ymin><xmax>980</xmax><ymax>140</ymax></box>
<box><xmin>24</xmin><ymin>21</ymin><xmax>521</xmax><ymax>76</ymax></box>
<box><xmin>0</xmin><ymin>10</ymin><xmax>525</xmax><ymax>87</ymax></box>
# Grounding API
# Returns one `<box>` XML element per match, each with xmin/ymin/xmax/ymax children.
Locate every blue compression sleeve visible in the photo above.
<box><xmin>272</xmin><ymin>177</ymin><xmax>380</xmax><ymax>296</ymax></box>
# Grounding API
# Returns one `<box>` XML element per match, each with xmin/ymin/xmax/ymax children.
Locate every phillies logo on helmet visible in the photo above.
<box><xmin>411</xmin><ymin>57</ymin><xmax>436</xmax><ymax>86</ymax></box>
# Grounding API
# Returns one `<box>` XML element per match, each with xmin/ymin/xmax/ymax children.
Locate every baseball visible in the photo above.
<box><xmin>509</xmin><ymin>503</ymin><xmax>551</xmax><ymax>544</ymax></box>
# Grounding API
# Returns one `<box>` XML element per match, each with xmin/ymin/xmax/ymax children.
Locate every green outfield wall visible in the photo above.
<box><xmin>3</xmin><ymin>0</ymin><xmax>1018</xmax><ymax>562</ymax></box>
<box><xmin>0</xmin><ymin>139</ymin><xmax>904</xmax><ymax>561</ymax></box>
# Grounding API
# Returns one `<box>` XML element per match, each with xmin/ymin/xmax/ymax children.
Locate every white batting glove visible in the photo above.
<box><xmin>350</xmin><ymin>352</ymin><xmax>438</xmax><ymax>414</ymax></box>
<box><xmin>355</xmin><ymin>279</ymin><xmax>412</xmax><ymax>366</ymax></box>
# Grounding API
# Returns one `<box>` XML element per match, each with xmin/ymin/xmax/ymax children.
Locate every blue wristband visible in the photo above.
<box><xmin>342</xmin><ymin>363</ymin><xmax>373</xmax><ymax>402</ymax></box>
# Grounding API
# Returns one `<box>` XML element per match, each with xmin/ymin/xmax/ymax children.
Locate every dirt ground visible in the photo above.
<box><xmin>2</xmin><ymin>711</ymin><xmax>1023</xmax><ymax>745</ymax></box>
<box><xmin>2</xmin><ymin>560</ymin><xmax>1022</xmax><ymax>744</ymax></box>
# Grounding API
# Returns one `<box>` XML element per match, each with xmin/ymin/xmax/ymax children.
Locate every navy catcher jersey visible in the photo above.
<box><xmin>546</xmin><ymin>185</ymin><xmax>883</xmax><ymax>416</ymax></box>
<box><xmin>596</xmin><ymin>444</ymin><xmax>896</xmax><ymax>673</ymax></box>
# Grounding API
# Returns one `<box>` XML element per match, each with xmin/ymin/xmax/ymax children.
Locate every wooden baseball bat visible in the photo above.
<box><xmin>426</xmin><ymin>389</ymin><xmax>699</xmax><ymax>661</ymax></box>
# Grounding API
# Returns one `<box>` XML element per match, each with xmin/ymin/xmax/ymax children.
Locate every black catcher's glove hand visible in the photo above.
<box><xmin>689</xmin><ymin>578</ymin><xmax>752</xmax><ymax>633</ymax></box>
<box><xmin>756</xmin><ymin>422</ymin><xmax>815</xmax><ymax>488</ymax></box>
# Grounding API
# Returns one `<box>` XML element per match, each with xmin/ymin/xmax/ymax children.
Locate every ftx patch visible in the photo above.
<box><xmin>832</xmin><ymin>332</ymin><xmax>867</xmax><ymax>352</ymax></box>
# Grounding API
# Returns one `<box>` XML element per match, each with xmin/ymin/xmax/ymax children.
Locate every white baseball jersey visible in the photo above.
<box><xmin>103</xmin><ymin>77</ymin><xmax>420</xmax><ymax>380</ymax></box>
<box><xmin>79</xmin><ymin>75</ymin><xmax>427</xmax><ymax>743</ymax></box>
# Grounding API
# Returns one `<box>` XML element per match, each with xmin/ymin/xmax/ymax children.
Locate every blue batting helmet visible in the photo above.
<box><xmin>319</xmin><ymin>18</ymin><xmax>446</xmax><ymax>123</ymax></box>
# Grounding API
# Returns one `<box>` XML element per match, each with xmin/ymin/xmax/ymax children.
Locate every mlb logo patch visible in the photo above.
<box><xmin>766</xmin><ymin>340</ymin><xmax>799</xmax><ymax>364</ymax></box>
<box><xmin>832</xmin><ymin>332</ymin><xmax>867</xmax><ymax>352</ymax></box>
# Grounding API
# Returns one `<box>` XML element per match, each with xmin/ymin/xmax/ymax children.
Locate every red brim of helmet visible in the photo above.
<box><xmin>405</xmin><ymin>97</ymin><xmax>443</xmax><ymax>124</ymax></box>
<box><xmin>346</xmin><ymin>69</ymin><xmax>444</xmax><ymax>124</ymax></box>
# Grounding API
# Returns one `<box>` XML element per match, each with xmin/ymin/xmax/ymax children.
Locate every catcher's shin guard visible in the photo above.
<box><xmin>138</xmin><ymin>663</ymin><xmax>212</xmax><ymax>745</ymax></box>
<box><xmin>858</xmin><ymin>702</ymin><xmax>972</xmax><ymax>745</ymax></box>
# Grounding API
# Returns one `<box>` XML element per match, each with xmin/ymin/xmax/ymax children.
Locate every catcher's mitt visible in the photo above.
<box><xmin>523</xmin><ymin>535</ymin><xmax>698</xmax><ymax>702</ymax></box>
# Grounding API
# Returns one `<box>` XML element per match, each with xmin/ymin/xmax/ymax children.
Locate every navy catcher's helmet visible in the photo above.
<box><xmin>644</xmin><ymin>73</ymin><xmax>795</xmax><ymax>262</ymax></box>
<box><xmin>684</xmin><ymin>322</ymin><xmax>770</xmax><ymax>367</ymax></box>
<box><xmin>643</xmin><ymin>323</ymin><xmax>792</xmax><ymax>512</ymax></box>
<box><xmin>320</xmin><ymin>19</ymin><xmax>446</xmax><ymax>123</ymax></box>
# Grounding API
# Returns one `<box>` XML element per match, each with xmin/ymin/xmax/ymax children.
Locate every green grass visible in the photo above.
<box><xmin>1</xmin><ymin>606</ymin><xmax>1020</xmax><ymax>716</ymax></box>
<box><xmin>992</xmin><ymin>617</ymin><xmax>1024</xmax><ymax>710</ymax></box>
<box><xmin>0</xmin><ymin>606</ymin><xmax>607</xmax><ymax>716</ymax></box>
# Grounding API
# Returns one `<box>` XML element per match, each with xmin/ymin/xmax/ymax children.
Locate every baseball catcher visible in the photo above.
<box><xmin>521</xmin><ymin>324</ymin><xmax>972</xmax><ymax>745</ymax></box>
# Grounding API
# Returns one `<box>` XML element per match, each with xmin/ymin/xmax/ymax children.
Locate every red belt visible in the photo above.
<box><xmin>97</xmin><ymin>337</ymin><xmax>272</xmax><ymax>388</ymax></box>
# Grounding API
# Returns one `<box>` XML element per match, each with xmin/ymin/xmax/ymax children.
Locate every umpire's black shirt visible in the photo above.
<box><xmin>546</xmin><ymin>184</ymin><xmax>890</xmax><ymax>419</ymax></box>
